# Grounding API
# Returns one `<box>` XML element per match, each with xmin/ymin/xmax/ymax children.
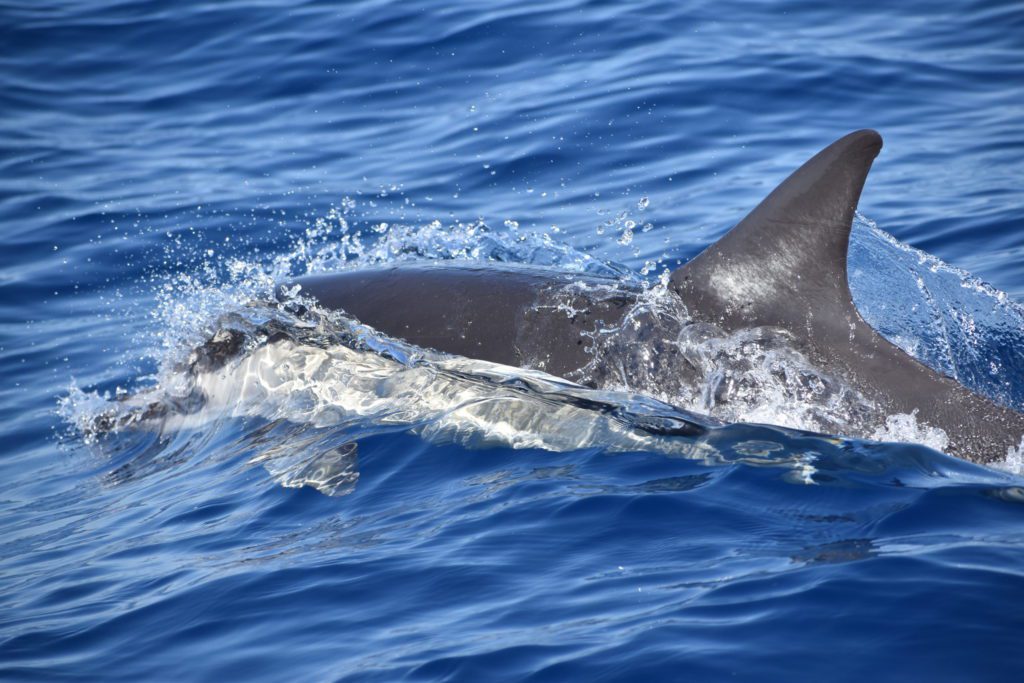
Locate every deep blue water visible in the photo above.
<box><xmin>3</xmin><ymin>1</ymin><xmax>1024</xmax><ymax>681</ymax></box>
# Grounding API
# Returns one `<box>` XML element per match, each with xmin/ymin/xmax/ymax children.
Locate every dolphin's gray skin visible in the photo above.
<box><xmin>296</xmin><ymin>131</ymin><xmax>1024</xmax><ymax>464</ymax></box>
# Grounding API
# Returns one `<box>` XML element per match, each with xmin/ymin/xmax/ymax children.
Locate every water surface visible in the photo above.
<box><xmin>2</xmin><ymin>1</ymin><xmax>1024</xmax><ymax>681</ymax></box>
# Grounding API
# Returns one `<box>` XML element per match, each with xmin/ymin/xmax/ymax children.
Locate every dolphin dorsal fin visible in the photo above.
<box><xmin>670</xmin><ymin>129</ymin><xmax>883</xmax><ymax>338</ymax></box>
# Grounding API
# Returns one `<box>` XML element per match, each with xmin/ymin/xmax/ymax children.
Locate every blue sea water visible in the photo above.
<box><xmin>3</xmin><ymin>0</ymin><xmax>1024</xmax><ymax>680</ymax></box>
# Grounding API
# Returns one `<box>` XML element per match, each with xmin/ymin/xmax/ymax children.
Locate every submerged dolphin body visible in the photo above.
<box><xmin>297</xmin><ymin>131</ymin><xmax>1024</xmax><ymax>464</ymax></box>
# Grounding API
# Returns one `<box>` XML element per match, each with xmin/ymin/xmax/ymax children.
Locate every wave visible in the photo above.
<box><xmin>60</xmin><ymin>206</ymin><xmax>1024</xmax><ymax>496</ymax></box>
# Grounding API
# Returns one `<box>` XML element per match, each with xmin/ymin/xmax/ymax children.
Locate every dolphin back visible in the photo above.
<box><xmin>670</xmin><ymin>130</ymin><xmax>1024</xmax><ymax>463</ymax></box>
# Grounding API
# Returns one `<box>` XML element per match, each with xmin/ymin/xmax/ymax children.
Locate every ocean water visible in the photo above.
<box><xmin>3</xmin><ymin>1</ymin><xmax>1024</xmax><ymax>680</ymax></box>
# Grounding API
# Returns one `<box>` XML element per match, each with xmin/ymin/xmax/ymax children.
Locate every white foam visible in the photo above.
<box><xmin>994</xmin><ymin>435</ymin><xmax>1024</xmax><ymax>476</ymax></box>
<box><xmin>868</xmin><ymin>411</ymin><xmax>950</xmax><ymax>453</ymax></box>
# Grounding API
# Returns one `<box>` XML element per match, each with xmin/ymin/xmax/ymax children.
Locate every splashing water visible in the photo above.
<box><xmin>59</xmin><ymin>202</ymin><xmax>1024</xmax><ymax>487</ymax></box>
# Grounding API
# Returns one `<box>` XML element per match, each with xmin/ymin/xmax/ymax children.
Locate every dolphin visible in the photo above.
<box><xmin>295</xmin><ymin>130</ymin><xmax>1024</xmax><ymax>465</ymax></box>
